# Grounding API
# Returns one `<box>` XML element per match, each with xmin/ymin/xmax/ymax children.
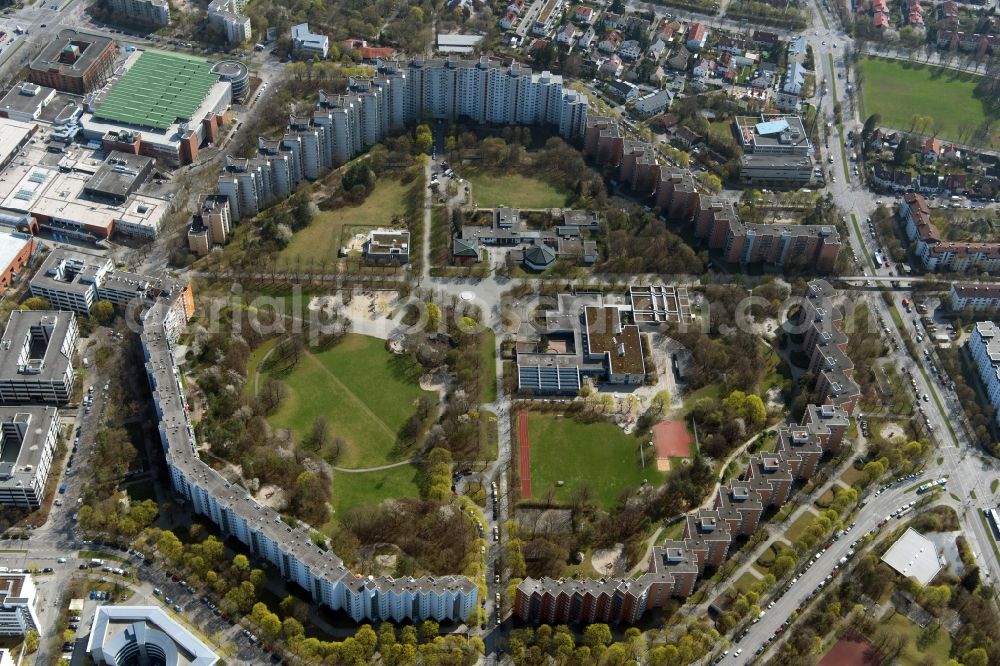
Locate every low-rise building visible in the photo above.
<box><xmin>0</xmin><ymin>230</ymin><xmax>36</xmax><ymax>294</ymax></box>
<box><xmin>28</xmin><ymin>29</ymin><xmax>117</xmax><ymax>95</ymax></box>
<box><xmin>0</xmin><ymin>83</ymin><xmax>56</xmax><ymax>123</ymax></box>
<box><xmin>0</xmin><ymin>311</ymin><xmax>77</xmax><ymax>407</ymax></box>
<box><xmin>735</xmin><ymin>114</ymin><xmax>813</xmax><ymax>183</ymax></box>
<box><xmin>633</xmin><ymin>89</ymin><xmax>673</xmax><ymax>117</ymax></box>
<box><xmin>363</xmin><ymin>230</ymin><xmax>409</xmax><ymax>264</ymax></box>
<box><xmin>291</xmin><ymin>23</ymin><xmax>329</xmax><ymax>58</ymax></box>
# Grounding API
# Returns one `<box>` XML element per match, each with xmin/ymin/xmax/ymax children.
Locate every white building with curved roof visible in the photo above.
<box><xmin>86</xmin><ymin>606</ymin><xmax>218</xmax><ymax>666</ymax></box>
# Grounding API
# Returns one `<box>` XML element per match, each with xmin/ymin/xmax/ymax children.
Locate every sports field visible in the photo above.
<box><xmin>857</xmin><ymin>57</ymin><xmax>999</xmax><ymax>149</ymax></box>
<box><xmin>94</xmin><ymin>50</ymin><xmax>217</xmax><ymax>129</ymax></box>
<box><xmin>280</xmin><ymin>178</ymin><xmax>409</xmax><ymax>264</ymax></box>
<box><xmin>264</xmin><ymin>334</ymin><xmax>436</xmax><ymax>469</ymax></box>
<box><xmin>468</xmin><ymin>173</ymin><xmax>570</xmax><ymax>209</ymax></box>
<box><xmin>526</xmin><ymin>412</ymin><xmax>664</xmax><ymax>509</ymax></box>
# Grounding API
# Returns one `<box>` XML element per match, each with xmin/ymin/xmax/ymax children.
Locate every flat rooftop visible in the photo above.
<box><xmin>93</xmin><ymin>50</ymin><xmax>218</xmax><ymax>130</ymax></box>
<box><xmin>87</xmin><ymin>606</ymin><xmax>218</xmax><ymax>666</ymax></box>
<box><xmin>0</xmin><ymin>573</ymin><xmax>31</xmax><ymax>602</ymax></box>
<box><xmin>0</xmin><ymin>407</ymin><xmax>58</xmax><ymax>488</ymax></box>
<box><xmin>584</xmin><ymin>306</ymin><xmax>645</xmax><ymax>377</ymax></box>
<box><xmin>31</xmin><ymin>250</ymin><xmax>110</xmax><ymax>296</ymax></box>
<box><xmin>881</xmin><ymin>527</ymin><xmax>942</xmax><ymax>586</ymax></box>
<box><xmin>30</xmin><ymin>29</ymin><xmax>115</xmax><ymax>77</ymax></box>
<box><xmin>0</xmin><ymin>310</ymin><xmax>76</xmax><ymax>381</ymax></box>
<box><xmin>0</xmin><ymin>83</ymin><xmax>55</xmax><ymax>118</ymax></box>
<box><xmin>0</xmin><ymin>118</ymin><xmax>35</xmax><ymax>165</ymax></box>
<box><xmin>84</xmin><ymin>151</ymin><xmax>154</xmax><ymax>200</ymax></box>
<box><xmin>0</xmin><ymin>230</ymin><xmax>33</xmax><ymax>273</ymax></box>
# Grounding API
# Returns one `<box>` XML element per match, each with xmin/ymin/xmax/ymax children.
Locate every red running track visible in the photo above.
<box><xmin>517</xmin><ymin>410</ymin><xmax>532</xmax><ymax>497</ymax></box>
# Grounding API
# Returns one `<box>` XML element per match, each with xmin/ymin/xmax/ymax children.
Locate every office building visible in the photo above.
<box><xmin>0</xmin><ymin>406</ymin><xmax>60</xmax><ymax>507</ymax></box>
<box><xmin>0</xmin><ymin>573</ymin><xmax>39</xmax><ymax>635</ymax></box>
<box><xmin>0</xmin><ymin>83</ymin><xmax>56</xmax><ymax>123</ymax></box>
<box><xmin>363</xmin><ymin>230</ymin><xmax>409</xmax><ymax>264</ymax></box>
<box><xmin>0</xmin><ymin>118</ymin><xmax>38</xmax><ymax>172</ymax></box>
<box><xmin>0</xmin><ymin>311</ymin><xmax>77</xmax><ymax>406</ymax></box>
<box><xmin>29</xmin><ymin>29</ymin><xmax>117</xmax><ymax>94</ymax></box>
<box><xmin>734</xmin><ymin>114</ymin><xmax>814</xmax><ymax>183</ymax></box>
<box><xmin>108</xmin><ymin>0</ymin><xmax>170</xmax><ymax>27</ymax></box>
<box><xmin>291</xmin><ymin>23</ymin><xmax>329</xmax><ymax>58</ymax></box>
<box><xmin>515</xmin><ymin>281</ymin><xmax>857</xmax><ymax>624</ymax></box>
<box><xmin>87</xmin><ymin>606</ymin><xmax>218</xmax><ymax>666</ymax></box>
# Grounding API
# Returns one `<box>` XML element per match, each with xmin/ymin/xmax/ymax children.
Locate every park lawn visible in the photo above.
<box><xmin>857</xmin><ymin>57</ymin><xmax>999</xmax><ymax>149</ymax></box>
<box><xmin>327</xmin><ymin>464</ymin><xmax>422</xmax><ymax>523</ymax></box>
<box><xmin>279</xmin><ymin>178</ymin><xmax>409</xmax><ymax>264</ymax></box>
<box><xmin>882</xmin><ymin>612</ymin><xmax>952</xmax><ymax>665</ymax></box>
<box><xmin>527</xmin><ymin>413</ymin><xmax>664</xmax><ymax>509</ymax></box>
<box><xmin>732</xmin><ymin>570</ymin><xmax>763</xmax><ymax>595</ymax></box>
<box><xmin>682</xmin><ymin>383</ymin><xmax>723</xmax><ymax>412</ymax></box>
<box><xmin>481</xmin><ymin>330</ymin><xmax>497</xmax><ymax>403</ymax></box>
<box><xmin>468</xmin><ymin>173</ymin><xmax>570</xmax><ymax>209</ymax></box>
<box><xmin>243</xmin><ymin>337</ymin><xmax>279</xmax><ymax>399</ymax></box>
<box><xmin>840</xmin><ymin>465</ymin><xmax>866</xmax><ymax>487</ymax></box>
<box><xmin>784</xmin><ymin>511</ymin><xmax>816</xmax><ymax>544</ymax></box>
<box><xmin>264</xmin><ymin>334</ymin><xmax>436</xmax><ymax>469</ymax></box>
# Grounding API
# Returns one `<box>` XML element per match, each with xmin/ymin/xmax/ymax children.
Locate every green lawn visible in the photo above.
<box><xmin>264</xmin><ymin>334</ymin><xmax>436</xmax><ymax>469</ymax></box>
<box><xmin>480</xmin><ymin>330</ymin><xmax>497</xmax><ymax>403</ymax></box>
<box><xmin>732</xmin><ymin>570</ymin><xmax>763</xmax><ymax>596</ymax></box>
<box><xmin>327</xmin><ymin>464</ymin><xmax>422</xmax><ymax>523</ymax></box>
<box><xmin>527</xmin><ymin>412</ymin><xmax>664</xmax><ymax>509</ymax></box>
<box><xmin>882</xmin><ymin>612</ymin><xmax>952</xmax><ymax>665</ymax></box>
<box><xmin>280</xmin><ymin>178</ymin><xmax>409</xmax><ymax>264</ymax></box>
<box><xmin>784</xmin><ymin>511</ymin><xmax>816</xmax><ymax>544</ymax></box>
<box><xmin>468</xmin><ymin>173</ymin><xmax>569</xmax><ymax>209</ymax></box>
<box><xmin>857</xmin><ymin>57</ymin><xmax>999</xmax><ymax>149</ymax></box>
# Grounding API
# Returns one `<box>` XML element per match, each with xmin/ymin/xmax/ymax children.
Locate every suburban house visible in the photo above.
<box><xmin>686</xmin><ymin>23</ymin><xmax>708</xmax><ymax>50</ymax></box>
<box><xmin>633</xmin><ymin>89</ymin><xmax>674</xmax><ymax>117</ymax></box>
<box><xmin>598</xmin><ymin>30</ymin><xmax>623</xmax><ymax>53</ymax></box>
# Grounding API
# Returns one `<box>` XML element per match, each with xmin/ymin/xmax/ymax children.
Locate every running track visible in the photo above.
<box><xmin>517</xmin><ymin>410</ymin><xmax>532</xmax><ymax>497</ymax></box>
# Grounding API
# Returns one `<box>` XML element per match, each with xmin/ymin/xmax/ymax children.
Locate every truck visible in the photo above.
<box><xmin>90</xmin><ymin>558</ymin><xmax>104</xmax><ymax>567</ymax></box>
<box><xmin>13</xmin><ymin>26</ymin><xmax>22</xmax><ymax>34</ymax></box>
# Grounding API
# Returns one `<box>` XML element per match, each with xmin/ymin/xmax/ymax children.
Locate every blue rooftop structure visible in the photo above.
<box><xmin>756</xmin><ymin>119</ymin><xmax>790</xmax><ymax>135</ymax></box>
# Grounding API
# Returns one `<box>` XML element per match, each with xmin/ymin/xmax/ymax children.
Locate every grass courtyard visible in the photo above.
<box><xmin>881</xmin><ymin>612</ymin><xmax>952</xmax><ymax>665</ymax></box>
<box><xmin>263</xmin><ymin>334</ymin><xmax>437</xmax><ymax>470</ymax></box>
<box><xmin>526</xmin><ymin>412</ymin><xmax>664</xmax><ymax>509</ymax></box>
<box><xmin>328</xmin><ymin>464</ymin><xmax>422</xmax><ymax>523</ymax></box>
<box><xmin>857</xmin><ymin>57</ymin><xmax>999</xmax><ymax>149</ymax></box>
<box><xmin>279</xmin><ymin>178</ymin><xmax>409</xmax><ymax>264</ymax></box>
<box><xmin>468</xmin><ymin>173</ymin><xmax>570</xmax><ymax>209</ymax></box>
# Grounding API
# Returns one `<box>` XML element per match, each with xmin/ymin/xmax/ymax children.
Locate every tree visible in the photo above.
<box><xmin>419</xmin><ymin>619</ymin><xmax>439</xmax><ymax>643</ymax></box>
<box><xmin>342</xmin><ymin>160</ymin><xmax>374</xmax><ymax>192</ymax></box>
<box><xmin>20</xmin><ymin>296</ymin><xmax>50</xmax><ymax>310</ymax></box>
<box><xmin>250</xmin><ymin>602</ymin><xmax>282</xmax><ymax>640</ymax></box>
<box><xmin>583</xmin><ymin>623</ymin><xmax>612</xmax><ymax>650</ymax></box>
<box><xmin>91</xmin><ymin>300</ymin><xmax>114</xmax><ymax>324</ymax></box>
<box><xmin>22</xmin><ymin>629</ymin><xmax>38</xmax><ymax>654</ymax></box>
<box><xmin>414</xmin><ymin>124</ymin><xmax>433</xmax><ymax>154</ymax></box>
<box><xmin>862</xmin><ymin>113</ymin><xmax>881</xmax><ymax>138</ymax></box>
<box><xmin>282</xmin><ymin>617</ymin><xmax>304</xmax><ymax>639</ymax></box>
<box><xmin>308</xmin><ymin>416</ymin><xmax>330</xmax><ymax>451</ymax></box>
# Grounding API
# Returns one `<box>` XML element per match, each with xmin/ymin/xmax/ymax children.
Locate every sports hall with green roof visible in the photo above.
<box><xmin>93</xmin><ymin>50</ymin><xmax>219</xmax><ymax>130</ymax></box>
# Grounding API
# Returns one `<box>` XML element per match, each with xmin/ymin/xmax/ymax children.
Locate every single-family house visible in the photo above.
<box><xmin>500</xmin><ymin>10</ymin><xmax>517</xmax><ymax>29</ymax></box>
<box><xmin>598</xmin><ymin>30</ymin><xmax>623</xmax><ymax>53</ymax></box>
<box><xmin>671</xmin><ymin>125</ymin><xmax>703</xmax><ymax>148</ymax></box>
<box><xmin>607</xmin><ymin>78</ymin><xmax>639</xmax><ymax>103</ymax></box>
<box><xmin>717</xmin><ymin>52</ymin><xmax>733</xmax><ymax>72</ymax></box>
<box><xmin>658</xmin><ymin>22</ymin><xmax>680</xmax><ymax>41</ymax></box>
<box><xmin>667</xmin><ymin>46</ymin><xmax>691</xmax><ymax>71</ymax></box>
<box><xmin>620</xmin><ymin>39</ymin><xmax>642</xmax><ymax>60</ymax></box>
<box><xmin>735</xmin><ymin>51</ymin><xmax>759</xmax><ymax>67</ymax></box>
<box><xmin>556</xmin><ymin>25</ymin><xmax>576</xmax><ymax>45</ymax></box>
<box><xmin>923</xmin><ymin>137</ymin><xmax>942</xmax><ymax>161</ymax></box>
<box><xmin>751</xmin><ymin>30</ymin><xmax>779</xmax><ymax>49</ymax></box>
<box><xmin>717</xmin><ymin>35</ymin><xmax>746</xmax><ymax>54</ymax></box>
<box><xmin>693</xmin><ymin>60</ymin><xmax>715</xmax><ymax>79</ymax></box>
<box><xmin>600</xmin><ymin>54</ymin><xmax>624</xmax><ymax>76</ymax></box>
<box><xmin>776</xmin><ymin>90</ymin><xmax>801</xmax><ymax>112</ymax></box>
<box><xmin>633</xmin><ymin>88</ymin><xmax>674</xmax><ymax>117</ymax></box>
<box><xmin>603</xmin><ymin>11</ymin><xmax>624</xmax><ymax>29</ymax></box>
<box><xmin>574</xmin><ymin>5</ymin><xmax>595</xmax><ymax>24</ymax></box>
<box><xmin>787</xmin><ymin>35</ymin><xmax>808</xmax><ymax>61</ymax></box>
<box><xmin>578</xmin><ymin>26</ymin><xmax>596</xmax><ymax>49</ymax></box>
<box><xmin>686</xmin><ymin>23</ymin><xmax>708</xmax><ymax>50</ymax></box>
<box><xmin>647</xmin><ymin>39</ymin><xmax>666</xmax><ymax>59</ymax></box>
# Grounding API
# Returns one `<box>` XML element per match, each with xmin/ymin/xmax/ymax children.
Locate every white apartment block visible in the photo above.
<box><xmin>951</xmin><ymin>284</ymin><xmax>1000</xmax><ymax>312</ymax></box>
<box><xmin>0</xmin><ymin>574</ymin><xmax>39</xmax><ymax>635</ymax></box>
<box><xmin>291</xmin><ymin>23</ymin><xmax>329</xmax><ymax>58</ymax></box>
<box><xmin>0</xmin><ymin>311</ymin><xmax>77</xmax><ymax>406</ymax></box>
<box><xmin>968</xmin><ymin>321</ymin><xmax>1000</xmax><ymax>428</ymax></box>
<box><xmin>108</xmin><ymin>0</ymin><xmax>170</xmax><ymax>26</ymax></box>
<box><xmin>208</xmin><ymin>0</ymin><xmax>251</xmax><ymax>43</ymax></box>
<box><xmin>139</xmin><ymin>290</ymin><xmax>478</xmax><ymax>623</ymax></box>
<box><xmin>216</xmin><ymin>58</ymin><xmax>588</xmax><ymax>222</ymax></box>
